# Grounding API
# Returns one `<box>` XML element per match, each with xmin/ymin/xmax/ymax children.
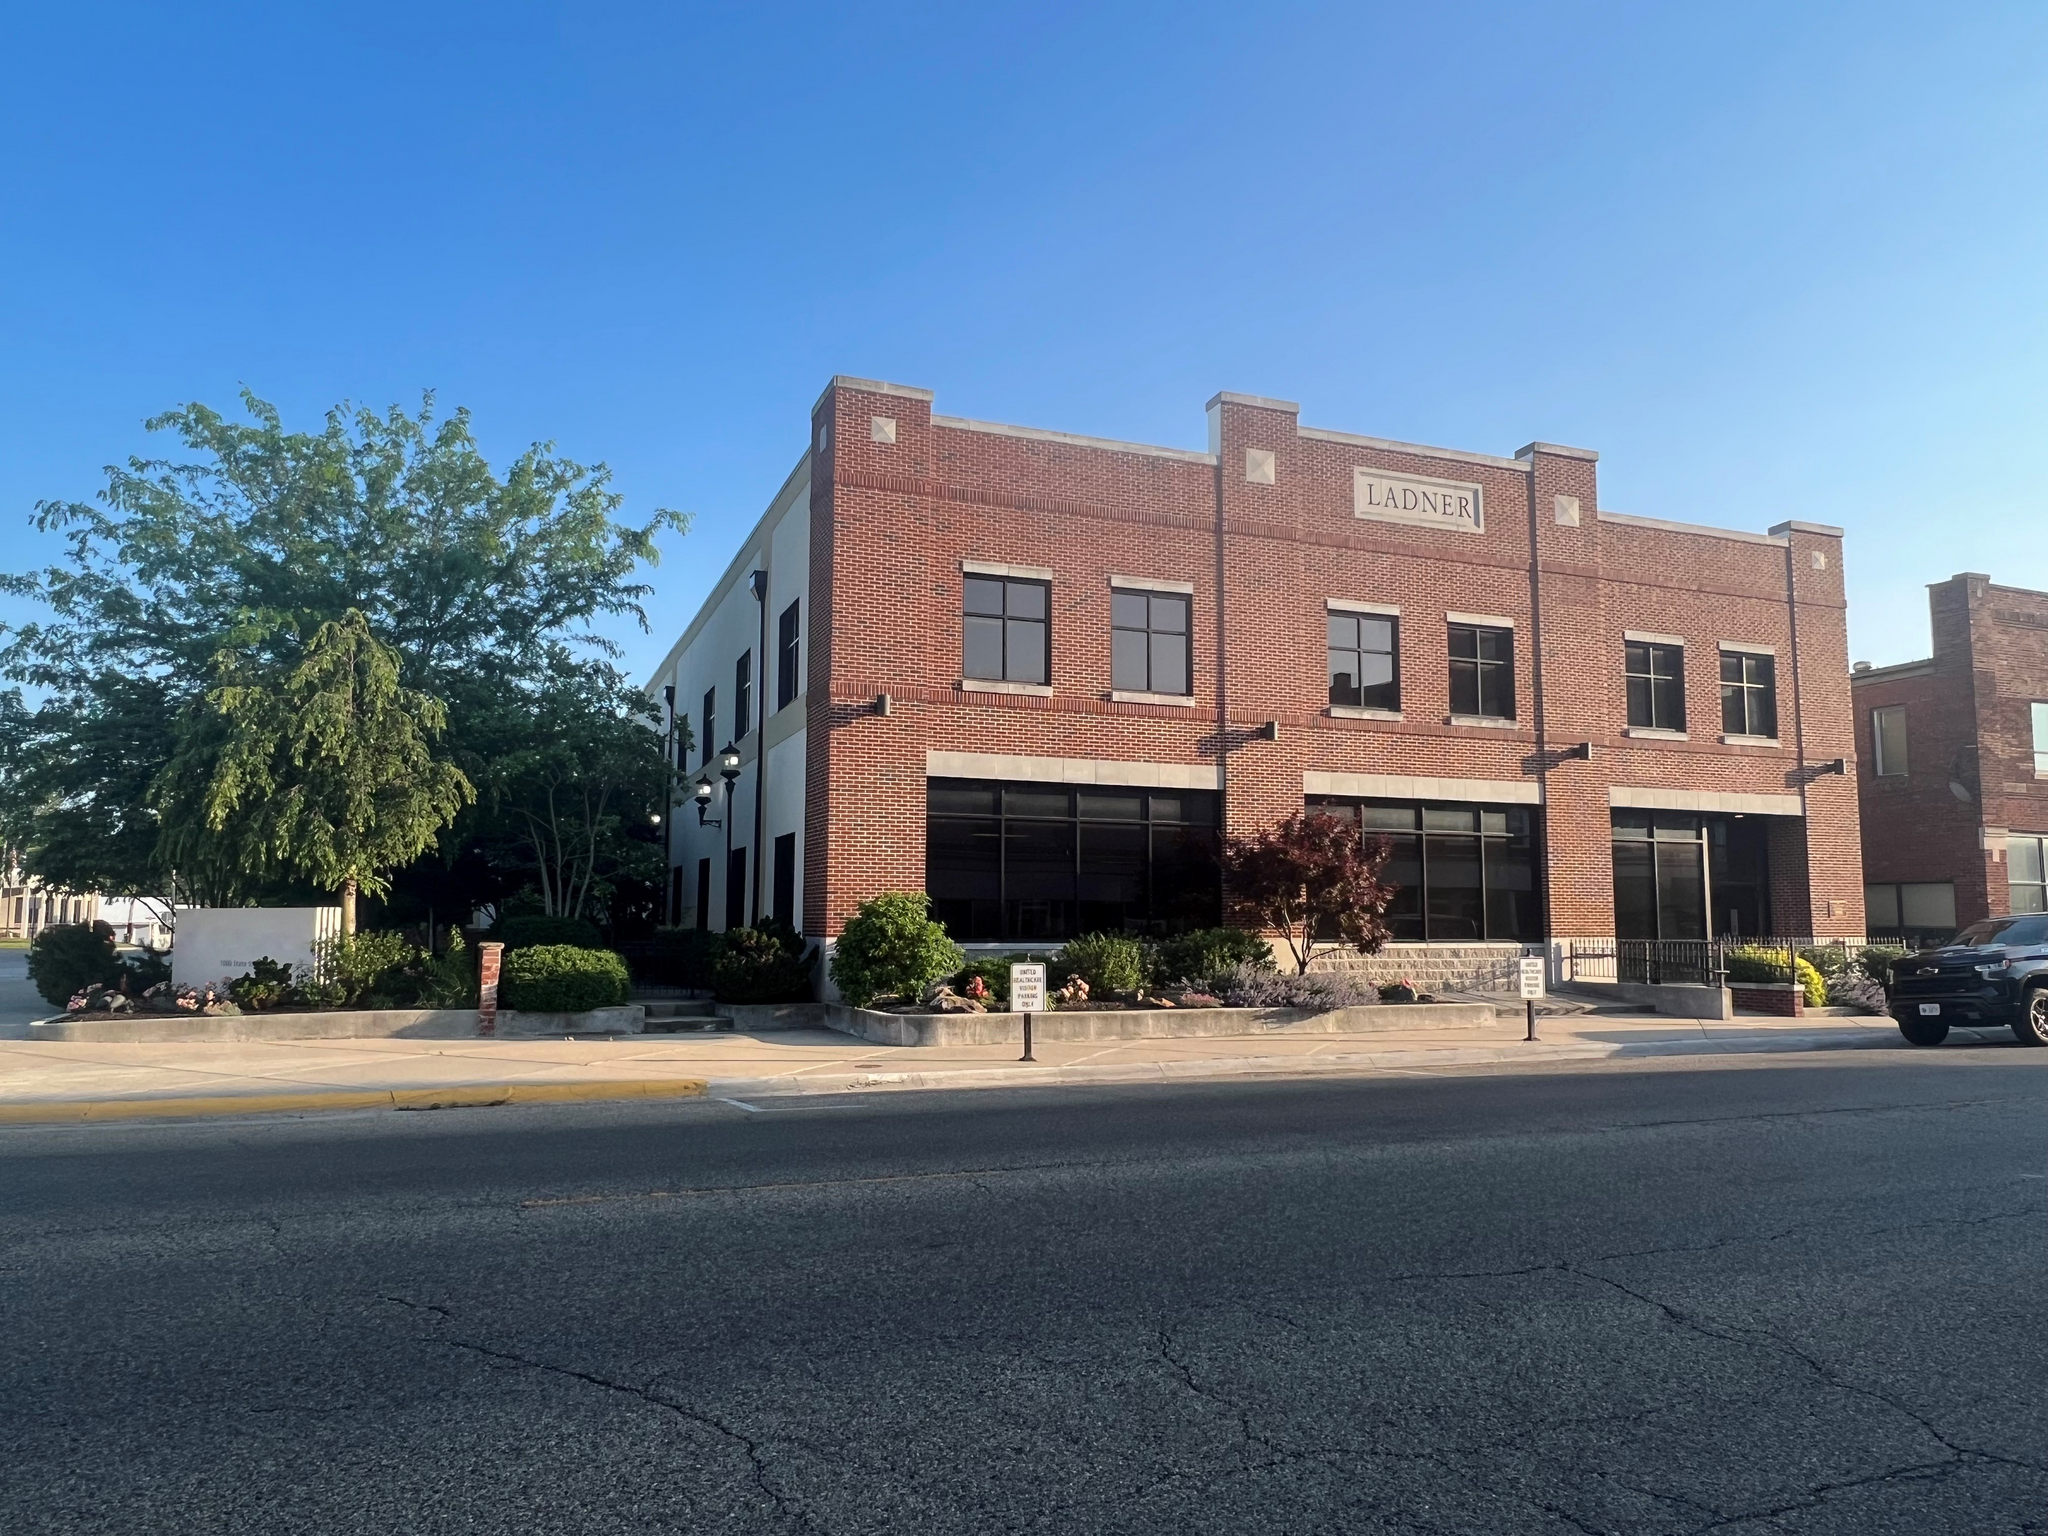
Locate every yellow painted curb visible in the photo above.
<box><xmin>0</xmin><ymin>1079</ymin><xmax>711</xmax><ymax>1126</ymax></box>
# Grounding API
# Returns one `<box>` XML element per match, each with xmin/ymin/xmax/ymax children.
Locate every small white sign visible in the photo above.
<box><xmin>1010</xmin><ymin>963</ymin><xmax>1047</xmax><ymax>1015</ymax></box>
<box><xmin>1518</xmin><ymin>957</ymin><xmax>1546</xmax><ymax>1000</ymax></box>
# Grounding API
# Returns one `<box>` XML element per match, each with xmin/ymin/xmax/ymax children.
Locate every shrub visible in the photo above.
<box><xmin>415</xmin><ymin>930</ymin><xmax>478</xmax><ymax>1008</ymax></box>
<box><xmin>712</xmin><ymin>923</ymin><xmax>818</xmax><ymax>1004</ymax></box>
<box><xmin>501</xmin><ymin>944</ymin><xmax>631</xmax><ymax>1012</ymax></box>
<box><xmin>1797</xmin><ymin>946</ymin><xmax>1850</xmax><ymax>978</ymax></box>
<box><xmin>830</xmin><ymin>893</ymin><xmax>963</xmax><ymax>1010</ymax></box>
<box><xmin>1219</xmin><ymin>965</ymin><xmax>1374</xmax><ymax>1010</ymax></box>
<box><xmin>1854</xmin><ymin>945</ymin><xmax>1908</xmax><ymax>983</ymax></box>
<box><xmin>317</xmin><ymin>930</ymin><xmax>421</xmax><ymax>1006</ymax></box>
<box><xmin>618</xmin><ymin>927</ymin><xmax>724</xmax><ymax>989</ymax></box>
<box><xmin>493</xmin><ymin>913</ymin><xmax>603</xmax><ymax>951</ymax></box>
<box><xmin>1724</xmin><ymin>946</ymin><xmax>1826</xmax><ymax>1007</ymax></box>
<box><xmin>127</xmin><ymin>949</ymin><xmax>172</xmax><ymax>992</ymax></box>
<box><xmin>1827</xmin><ymin>970</ymin><xmax>1886</xmax><ymax>1013</ymax></box>
<box><xmin>1054</xmin><ymin>932</ymin><xmax>1153</xmax><ymax>998</ymax></box>
<box><xmin>1152</xmin><ymin>928</ymin><xmax>1274</xmax><ymax>989</ymax></box>
<box><xmin>229</xmin><ymin>957</ymin><xmax>297</xmax><ymax>1012</ymax></box>
<box><xmin>28</xmin><ymin>921</ymin><xmax>125</xmax><ymax>1007</ymax></box>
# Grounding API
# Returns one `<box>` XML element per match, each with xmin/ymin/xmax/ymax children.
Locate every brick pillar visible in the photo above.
<box><xmin>477</xmin><ymin>942</ymin><xmax>503</xmax><ymax>1036</ymax></box>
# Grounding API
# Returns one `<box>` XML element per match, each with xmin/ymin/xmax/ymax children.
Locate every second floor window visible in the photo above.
<box><xmin>1720</xmin><ymin>650</ymin><xmax>1778</xmax><ymax>738</ymax></box>
<box><xmin>2033</xmin><ymin>702</ymin><xmax>2048</xmax><ymax>776</ymax></box>
<box><xmin>735</xmin><ymin>651</ymin><xmax>752</xmax><ymax>737</ymax></box>
<box><xmin>1328</xmin><ymin>612</ymin><xmax>1398</xmax><ymax>710</ymax></box>
<box><xmin>1872</xmin><ymin>705</ymin><xmax>1908</xmax><ymax>776</ymax></box>
<box><xmin>1448</xmin><ymin>623</ymin><xmax>1514</xmax><ymax>720</ymax></box>
<box><xmin>964</xmin><ymin>575</ymin><xmax>1048</xmax><ymax>684</ymax></box>
<box><xmin>777</xmin><ymin>600</ymin><xmax>801</xmax><ymax>710</ymax></box>
<box><xmin>1625</xmin><ymin>641</ymin><xmax>1685</xmax><ymax>730</ymax></box>
<box><xmin>701</xmin><ymin>687</ymin><xmax>715</xmax><ymax>766</ymax></box>
<box><xmin>1111</xmin><ymin>589</ymin><xmax>1190</xmax><ymax>695</ymax></box>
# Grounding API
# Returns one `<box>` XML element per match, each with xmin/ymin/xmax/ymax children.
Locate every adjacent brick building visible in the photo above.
<box><xmin>646</xmin><ymin>377</ymin><xmax>1865</xmax><ymax>989</ymax></box>
<box><xmin>1852</xmin><ymin>573</ymin><xmax>2048</xmax><ymax>943</ymax></box>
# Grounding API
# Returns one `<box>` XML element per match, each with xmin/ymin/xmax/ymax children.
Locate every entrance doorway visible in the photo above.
<box><xmin>1613</xmin><ymin>811</ymin><xmax>1772</xmax><ymax>939</ymax></box>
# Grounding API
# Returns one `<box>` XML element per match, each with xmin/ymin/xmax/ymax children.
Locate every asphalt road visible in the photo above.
<box><xmin>3</xmin><ymin>1050</ymin><xmax>2046</xmax><ymax>1535</ymax></box>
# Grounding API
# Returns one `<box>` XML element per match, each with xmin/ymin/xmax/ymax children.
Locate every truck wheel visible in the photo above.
<box><xmin>1898</xmin><ymin>1016</ymin><xmax>1949</xmax><ymax>1046</ymax></box>
<box><xmin>2012</xmin><ymin>988</ymin><xmax>2048</xmax><ymax>1047</ymax></box>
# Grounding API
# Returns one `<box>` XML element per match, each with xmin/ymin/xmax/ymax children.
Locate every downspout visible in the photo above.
<box><xmin>1782</xmin><ymin>535</ymin><xmax>1810</xmax><ymax>932</ymax></box>
<box><xmin>750</xmin><ymin>565</ymin><xmax>770</xmax><ymax>926</ymax></box>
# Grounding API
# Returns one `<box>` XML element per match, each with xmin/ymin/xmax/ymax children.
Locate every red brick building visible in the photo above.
<box><xmin>1852</xmin><ymin>574</ymin><xmax>2048</xmax><ymax>943</ymax></box>
<box><xmin>647</xmin><ymin>377</ymin><xmax>1865</xmax><ymax>989</ymax></box>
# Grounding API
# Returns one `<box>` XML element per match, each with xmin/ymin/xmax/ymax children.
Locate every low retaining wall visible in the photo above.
<box><xmin>711</xmin><ymin>1003</ymin><xmax>826</xmax><ymax>1032</ymax></box>
<box><xmin>1730</xmin><ymin>982</ymin><xmax>1804</xmax><ymax>1017</ymax></box>
<box><xmin>821</xmin><ymin>1001</ymin><xmax>1496</xmax><ymax>1048</ymax></box>
<box><xmin>1563</xmin><ymin>981</ymin><xmax>1734</xmax><ymax>1021</ymax></box>
<box><xmin>30</xmin><ymin>1004</ymin><xmax>645</xmax><ymax>1043</ymax></box>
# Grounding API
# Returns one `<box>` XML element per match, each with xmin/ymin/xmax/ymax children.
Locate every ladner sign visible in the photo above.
<box><xmin>1353</xmin><ymin>468</ymin><xmax>1484</xmax><ymax>534</ymax></box>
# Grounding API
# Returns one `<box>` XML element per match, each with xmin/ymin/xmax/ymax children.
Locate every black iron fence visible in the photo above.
<box><xmin>1563</xmin><ymin>937</ymin><xmax>1905</xmax><ymax>989</ymax></box>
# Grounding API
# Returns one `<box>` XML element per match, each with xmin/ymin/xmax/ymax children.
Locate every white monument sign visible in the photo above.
<box><xmin>1009</xmin><ymin>962</ymin><xmax>1047</xmax><ymax>1015</ymax></box>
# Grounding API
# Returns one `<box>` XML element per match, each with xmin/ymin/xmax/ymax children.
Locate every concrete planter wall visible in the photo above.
<box><xmin>821</xmin><ymin>1001</ymin><xmax>1494</xmax><ymax>1048</ymax></box>
<box><xmin>31</xmin><ymin>1007</ymin><xmax>486</xmax><ymax>1044</ymax></box>
<box><xmin>32</xmin><ymin>1003</ymin><xmax>644</xmax><ymax>1043</ymax></box>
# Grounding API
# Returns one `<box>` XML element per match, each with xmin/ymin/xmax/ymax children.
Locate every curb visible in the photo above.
<box><xmin>701</xmin><ymin>1027</ymin><xmax>1917</xmax><ymax>1100</ymax></box>
<box><xmin>0</xmin><ymin>1078</ymin><xmax>710</xmax><ymax>1126</ymax></box>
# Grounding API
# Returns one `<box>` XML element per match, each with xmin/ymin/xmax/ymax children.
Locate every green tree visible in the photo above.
<box><xmin>155</xmin><ymin>610</ymin><xmax>474</xmax><ymax>933</ymax></box>
<box><xmin>0</xmin><ymin>392</ymin><xmax>685</xmax><ymax>916</ymax></box>
<box><xmin>477</xmin><ymin>664</ymin><xmax>680</xmax><ymax>923</ymax></box>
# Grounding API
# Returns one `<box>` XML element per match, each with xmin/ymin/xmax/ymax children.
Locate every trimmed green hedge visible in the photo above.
<box><xmin>501</xmin><ymin>945</ymin><xmax>630</xmax><ymax>1012</ymax></box>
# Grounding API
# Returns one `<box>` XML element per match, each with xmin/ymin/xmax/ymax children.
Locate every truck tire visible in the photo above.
<box><xmin>1898</xmin><ymin>1016</ymin><xmax>1949</xmax><ymax>1046</ymax></box>
<box><xmin>2012</xmin><ymin>987</ymin><xmax>2048</xmax><ymax>1047</ymax></box>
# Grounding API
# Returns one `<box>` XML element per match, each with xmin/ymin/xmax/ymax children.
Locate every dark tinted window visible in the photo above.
<box><xmin>926</xmin><ymin>779</ymin><xmax>1220</xmax><ymax>942</ymax></box>
<box><xmin>1449</xmin><ymin>624</ymin><xmax>1514</xmax><ymax>719</ymax></box>
<box><xmin>964</xmin><ymin>576</ymin><xmax>1050</xmax><ymax>684</ymax></box>
<box><xmin>1328</xmin><ymin>612</ymin><xmax>1398</xmax><ymax>710</ymax></box>
<box><xmin>1307</xmin><ymin>795</ymin><xmax>1540</xmax><ymax>942</ymax></box>
<box><xmin>1720</xmin><ymin>650</ymin><xmax>1778</xmax><ymax>738</ymax></box>
<box><xmin>1625</xmin><ymin>641</ymin><xmax>1685</xmax><ymax>730</ymax></box>
<box><xmin>1111</xmin><ymin>589</ymin><xmax>1191</xmax><ymax>695</ymax></box>
<box><xmin>1952</xmin><ymin>915</ymin><xmax>2048</xmax><ymax>947</ymax></box>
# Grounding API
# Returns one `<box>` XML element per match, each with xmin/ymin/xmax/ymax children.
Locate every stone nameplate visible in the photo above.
<box><xmin>1353</xmin><ymin>468</ymin><xmax>1483</xmax><ymax>534</ymax></box>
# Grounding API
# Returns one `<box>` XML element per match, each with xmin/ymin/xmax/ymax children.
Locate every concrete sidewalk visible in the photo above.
<box><xmin>0</xmin><ymin>1011</ymin><xmax>1952</xmax><ymax>1124</ymax></box>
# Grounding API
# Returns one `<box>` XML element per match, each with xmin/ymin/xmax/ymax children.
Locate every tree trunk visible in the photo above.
<box><xmin>341</xmin><ymin>878</ymin><xmax>357</xmax><ymax>937</ymax></box>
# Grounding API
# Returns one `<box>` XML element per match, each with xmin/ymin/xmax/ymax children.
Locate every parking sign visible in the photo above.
<box><xmin>1009</xmin><ymin>963</ymin><xmax>1047</xmax><ymax>1015</ymax></box>
<box><xmin>1519</xmin><ymin>957</ymin><xmax>1546</xmax><ymax>999</ymax></box>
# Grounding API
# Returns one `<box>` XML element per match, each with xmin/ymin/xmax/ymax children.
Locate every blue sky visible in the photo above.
<box><xmin>3</xmin><ymin>1</ymin><xmax>2044</xmax><ymax>677</ymax></box>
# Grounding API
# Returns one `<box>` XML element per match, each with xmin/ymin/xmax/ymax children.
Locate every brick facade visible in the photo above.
<box><xmin>1852</xmin><ymin>574</ymin><xmax>2048</xmax><ymax>931</ymax></box>
<box><xmin>669</xmin><ymin>376</ymin><xmax>1866</xmax><ymax>958</ymax></box>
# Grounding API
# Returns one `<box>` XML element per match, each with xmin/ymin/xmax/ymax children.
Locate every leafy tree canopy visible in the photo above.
<box><xmin>0</xmin><ymin>393</ymin><xmax>686</xmax><ymax>924</ymax></box>
<box><xmin>153</xmin><ymin>609</ymin><xmax>475</xmax><ymax>931</ymax></box>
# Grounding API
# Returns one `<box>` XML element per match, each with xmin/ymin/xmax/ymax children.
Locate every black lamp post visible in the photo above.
<box><xmin>715</xmin><ymin>743</ymin><xmax>742</xmax><ymax>927</ymax></box>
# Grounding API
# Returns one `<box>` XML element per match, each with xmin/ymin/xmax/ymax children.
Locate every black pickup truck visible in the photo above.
<box><xmin>1886</xmin><ymin>914</ymin><xmax>2048</xmax><ymax>1046</ymax></box>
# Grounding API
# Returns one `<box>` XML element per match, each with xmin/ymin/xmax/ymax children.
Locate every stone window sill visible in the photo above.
<box><xmin>1447</xmin><ymin>714</ymin><xmax>1520</xmax><ymax>729</ymax></box>
<box><xmin>1109</xmin><ymin>689</ymin><xmax>1197</xmax><ymax>707</ymax></box>
<box><xmin>960</xmin><ymin>678</ymin><xmax>1053</xmax><ymax>697</ymax></box>
<box><xmin>1721</xmin><ymin>733</ymin><xmax>1781</xmax><ymax>747</ymax></box>
<box><xmin>1329</xmin><ymin>706</ymin><xmax>1404</xmax><ymax>722</ymax></box>
<box><xmin>1624</xmin><ymin>727</ymin><xmax>1690</xmax><ymax>741</ymax></box>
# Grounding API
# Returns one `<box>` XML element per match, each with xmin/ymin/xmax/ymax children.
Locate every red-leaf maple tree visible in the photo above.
<box><xmin>1220</xmin><ymin>811</ymin><xmax>1396</xmax><ymax>974</ymax></box>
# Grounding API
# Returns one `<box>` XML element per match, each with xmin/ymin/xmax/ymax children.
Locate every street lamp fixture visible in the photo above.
<box><xmin>694</xmin><ymin>774</ymin><xmax>720</xmax><ymax>828</ymax></box>
<box><xmin>718</xmin><ymin>742</ymin><xmax>743</xmax><ymax>782</ymax></box>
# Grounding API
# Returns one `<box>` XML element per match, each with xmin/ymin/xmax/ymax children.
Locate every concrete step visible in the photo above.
<box><xmin>638</xmin><ymin>998</ymin><xmax>727</xmax><ymax>1034</ymax></box>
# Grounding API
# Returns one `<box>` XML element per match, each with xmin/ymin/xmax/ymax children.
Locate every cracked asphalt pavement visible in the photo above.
<box><xmin>3</xmin><ymin>1048</ymin><xmax>2046</xmax><ymax>1533</ymax></box>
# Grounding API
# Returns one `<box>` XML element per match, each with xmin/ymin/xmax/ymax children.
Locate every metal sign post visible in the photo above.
<box><xmin>1519</xmin><ymin>955</ymin><xmax>1545</xmax><ymax>1042</ymax></box>
<box><xmin>1010</xmin><ymin>962</ymin><xmax>1046</xmax><ymax>1062</ymax></box>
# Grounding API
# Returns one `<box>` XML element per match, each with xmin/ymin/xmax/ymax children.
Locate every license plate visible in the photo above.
<box><xmin>1919</xmin><ymin>1003</ymin><xmax>1941</xmax><ymax>1016</ymax></box>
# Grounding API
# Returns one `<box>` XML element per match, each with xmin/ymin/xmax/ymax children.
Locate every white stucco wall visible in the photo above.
<box><xmin>172</xmin><ymin>907</ymin><xmax>343</xmax><ymax>986</ymax></box>
<box><xmin>646</xmin><ymin>453</ymin><xmax>812</xmax><ymax>932</ymax></box>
